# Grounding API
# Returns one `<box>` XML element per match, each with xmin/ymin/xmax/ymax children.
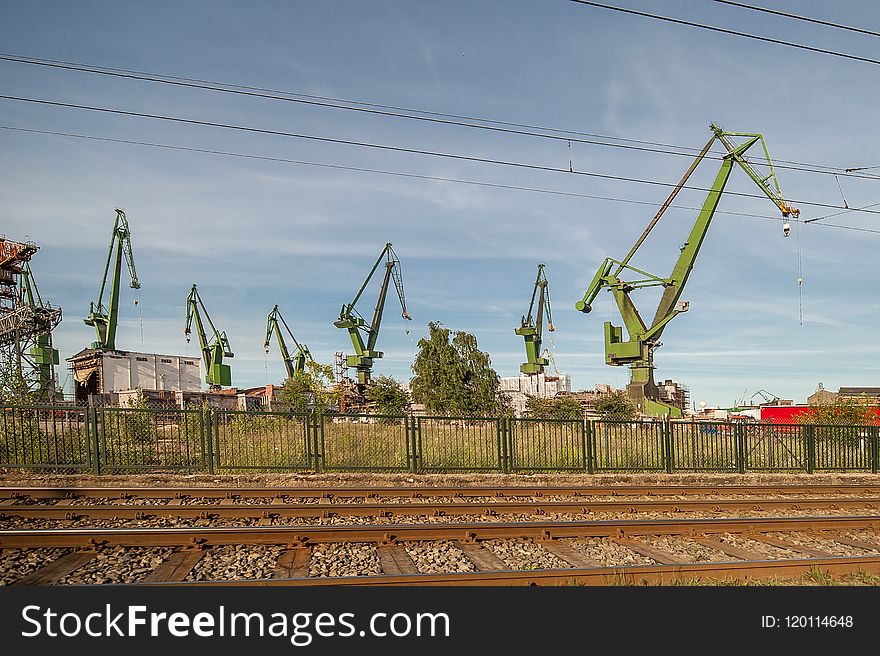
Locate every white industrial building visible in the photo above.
<box><xmin>68</xmin><ymin>348</ymin><xmax>202</xmax><ymax>405</ymax></box>
<box><xmin>500</xmin><ymin>372</ymin><xmax>572</xmax><ymax>417</ymax></box>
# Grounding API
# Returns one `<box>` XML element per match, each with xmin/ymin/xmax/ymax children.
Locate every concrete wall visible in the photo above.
<box><xmin>100</xmin><ymin>351</ymin><xmax>202</xmax><ymax>392</ymax></box>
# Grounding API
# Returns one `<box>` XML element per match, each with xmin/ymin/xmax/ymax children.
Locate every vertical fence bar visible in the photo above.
<box><xmin>204</xmin><ymin>408</ymin><xmax>214</xmax><ymax>474</ymax></box>
<box><xmin>585</xmin><ymin>420</ymin><xmax>594</xmax><ymax>474</ymax></box>
<box><xmin>736</xmin><ymin>423</ymin><xmax>745</xmax><ymax>474</ymax></box>
<box><xmin>90</xmin><ymin>407</ymin><xmax>101</xmax><ymax>475</ymax></box>
<box><xmin>872</xmin><ymin>425</ymin><xmax>879</xmax><ymax>474</ymax></box>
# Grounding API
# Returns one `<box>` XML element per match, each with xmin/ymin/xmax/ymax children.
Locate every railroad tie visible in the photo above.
<box><xmin>455</xmin><ymin>542</ymin><xmax>508</xmax><ymax>571</ymax></box>
<box><xmin>749</xmin><ymin>535</ymin><xmax>834</xmax><ymax>559</ymax></box>
<box><xmin>692</xmin><ymin>537</ymin><xmax>766</xmax><ymax>561</ymax></box>
<box><xmin>274</xmin><ymin>547</ymin><xmax>312</xmax><ymax>579</ymax></box>
<box><xmin>376</xmin><ymin>545</ymin><xmax>420</xmax><ymax>575</ymax></box>
<box><xmin>14</xmin><ymin>551</ymin><xmax>99</xmax><ymax>585</ymax></box>
<box><xmin>141</xmin><ymin>549</ymin><xmax>206</xmax><ymax>582</ymax></box>
<box><xmin>540</xmin><ymin>541</ymin><xmax>601</xmax><ymax>568</ymax></box>
<box><xmin>830</xmin><ymin>536</ymin><xmax>880</xmax><ymax>553</ymax></box>
<box><xmin>610</xmin><ymin>538</ymin><xmax>690</xmax><ymax>565</ymax></box>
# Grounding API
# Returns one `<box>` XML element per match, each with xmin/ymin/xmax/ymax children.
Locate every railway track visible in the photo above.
<box><xmin>3</xmin><ymin>484</ymin><xmax>880</xmax><ymax>586</ymax></box>
<box><xmin>4</xmin><ymin>483</ymin><xmax>880</xmax><ymax>501</ymax></box>
<box><xmin>2</xmin><ymin>496</ymin><xmax>879</xmax><ymax>520</ymax></box>
<box><xmin>3</xmin><ymin>514</ymin><xmax>880</xmax><ymax>586</ymax></box>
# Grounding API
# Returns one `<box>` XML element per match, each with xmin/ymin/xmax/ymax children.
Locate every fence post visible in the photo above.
<box><xmin>736</xmin><ymin>423</ymin><xmax>746</xmax><ymax>474</ymax></box>
<box><xmin>90</xmin><ymin>407</ymin><xmax>101</xmax><ymax>475</ymax></box>
<box><xmin>871</xmin><ymin>426</ymin><xmax>880</xmax><ymax>474</ymax></box>
<box><xmin>498</xmin><ymin>418</ymin><xmax>509</xmax><ymax>474</ymax></box>
<box><xmin>805</xmin><ymin>425</ymin><xmax>815</xmax><ymax>474</ymax></box>
<box><xmin>203</xmin><ymin>408</ymin><xmax>214</xmax><ymax>475</ymax></box>
<box><xmin>663</xmin><ymin>419</ymin><xmax>673</xmax><ymax>474</ymax></box>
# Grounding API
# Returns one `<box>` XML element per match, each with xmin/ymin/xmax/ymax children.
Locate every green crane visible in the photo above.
<box><xmin>334</xmin><ymin>243</ymin><xmax>412</xmax><ymax>387</ymax></box>
<box><xmin>184</xmin><ymin>284</ymin><xmax>233</xmax><ymax>389</ymax></box>
<box><xmin>21</xmin><ymin>262</ymin><xmax>61</xmax><ymax>399</ymax></box>
<box><xmin>515</xmin><ymin>263</ymin><xmax>555</xmax><ymax>375</ymax></box>
<box><xmin>575</xmin><ymin>123</ymin><xmax>799</xmax><ymax>417</ymax></box>
<box><xmin>84</xmin><ymin>208</ymin><xmax>140</xmax><ymax>351</ymax></box>
<box><xmin>264</xmin><ymin>304</ymin><xmax>313</xmax><ymax>379</ymax></box>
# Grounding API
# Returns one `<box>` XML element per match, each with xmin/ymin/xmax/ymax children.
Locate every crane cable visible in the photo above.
<box><xmin>796</xmin><ymin>220</ymin><xmax>805</xmax><ymax>326</ymax></box>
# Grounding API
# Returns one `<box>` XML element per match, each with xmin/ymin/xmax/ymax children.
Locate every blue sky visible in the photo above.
<box><xmin>2</xmin><ymin>1</ymin><xmax>879</xmax><ymax>408</ymax></box>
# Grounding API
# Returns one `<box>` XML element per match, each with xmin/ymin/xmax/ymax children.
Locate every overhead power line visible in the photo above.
<box><xmin>567</xmin><ymin>0</ymin><xmax>880</xmax><ymax>67</ymax></box>
<box><xmin>710</xmin><ymin>1</ymin><xmax>880</xmax><ymax>39</ymax></box>
<box><xmin>3</xmin><ymin>92</ymin><xmax>876</xmax><ymax>215</ymax></box>
<box><xmin>0</xmin><ymin>52</ymin><xmax>870</xmax><ymax>180</ymax></box>
<box><xmin>2</xmin><ymin>93</ymin><xmax>878</xmax><ymax>217</ymax></box>
<box><xmin>4</xmin><ymin>124</ymin><xmax>877</xmax><ymax>235</ymax></box>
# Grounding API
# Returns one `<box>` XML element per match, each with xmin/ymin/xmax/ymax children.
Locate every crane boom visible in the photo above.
<box><xmin>184</xmin><ymin>284</ymin><xmax>233</xmax><ymax>389</ymax></box>
<box><xmin>515</xmin><ymin>263</ymin><xmax>555</xmax><ymax>375</ymax></box>
<box><xmin>575</xmin><ymin>123</ymin><xmax>798</xmax><ymax>417</ymax></box>
<box><xmin>84</xmin><ymin>209</ymin><xmax>140</xmax><ymax>351</ymax></box>
<box><xmin>334</xmin><ymin>243</ymin><xmax>412</xmax><ymax>386</ymax></box>
<box><xmin>264</xmin><ymin>304</ymin><xmax>313</xmax><ymax>379</ymax></box>
<box><xmin>21</xmin><ymin>262</ymin><xmax>61</xmax><ymax>399</ymax></box>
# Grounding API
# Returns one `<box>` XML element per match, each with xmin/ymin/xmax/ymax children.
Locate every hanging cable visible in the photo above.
<box><xmin>796</xmin><ymin>220</ymin><xmax>805</xmax><ymax>326</ymax></box>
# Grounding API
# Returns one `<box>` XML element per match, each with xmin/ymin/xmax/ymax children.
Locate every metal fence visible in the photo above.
<box><xmin>2</xmin><ymin>404</ymin><xmax>878</xmax><ymax>474</ymax></box>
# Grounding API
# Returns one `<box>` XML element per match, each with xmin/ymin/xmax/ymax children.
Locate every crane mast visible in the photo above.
<box><xmin>21</xmin><ymin>262</ymin><xmax>61</xmax><ymax>399</ymax></box>
<box><xmin>575</xmin><ymin>123</ymin><xmax>798</xmax><ymax>417</ymax></box>
<box><xmin>184</xmin><ymin>284</ymin><xmax>233</xmax><ymax>390</ymax></box>
<box><xmin>334</xmin><ymin>243</ymin><xmax>412</xmax><ymax>387</ymax></box>
<box><xmin>84</xmin><ymin>209</ymin><xmax>140</xmax><ymax>351</ymax></box>
<box><xmin>515</xmin><ymin>263</ymin><xmax>555</xmax><ymax>375</ymax></box>
<box><xmin>264</xmin><ymin>304</ymin><xmax>313</xmax><ymax>379</ymax></box>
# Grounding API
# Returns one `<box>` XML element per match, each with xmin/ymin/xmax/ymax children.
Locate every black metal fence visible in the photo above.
<box><xmin>2</xmin><ymin>404</ymin><xmax>879</xmax><ymax>474</ymax></box>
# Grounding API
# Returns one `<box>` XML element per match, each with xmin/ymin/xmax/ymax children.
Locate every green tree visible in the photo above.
<box><xmin>798</xmin><ymin>395</ymin><xmax>877</xmax><ymax>425</ymax></box>
<box><xmin>592</xmin><ymin>389</ymin><xmax>637</xmax><ymax>420</ymax></box>
<box><xmin>363</xmin><ymin>375</ymin><xmax>410</xmax><ymax>416</ymax></box>
<box><xmin>525</xmin><ymin>394</ymin><xmax>584</xmax><ymax>420</ymax></box>
<box><xmin>277</xmin><ymin>361</ymin><xmax>338</xmax><ymax>414</ymax></box>
<box><xmin>411</xmin><ymin>322</ymin><xmax>511</xmax><ymax>416</ymax></box>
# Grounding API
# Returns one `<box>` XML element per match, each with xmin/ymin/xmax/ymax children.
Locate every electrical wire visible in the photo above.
<box><xmin>4</xmin><ymin>123</ymin><xmax>879</xmax><ymax>235</ymax></box>
<box><xmin>2</xmin><ymin>95</ymin><xmax>879</xmax><ymax>216</ymax></box>
<box><xmin>709</xmin><ymin>1</ymin><xmax>880</xmax><ymax>39</ymax></box>
<box><xmin>567</xmin><ymin>1</ymin><xmax>880</xmax><ymax>66</ymax></box>
<box><xmin>0</xmin><ymin>52</ymin><xmax>873</xmax><ymax>180</ymax></box>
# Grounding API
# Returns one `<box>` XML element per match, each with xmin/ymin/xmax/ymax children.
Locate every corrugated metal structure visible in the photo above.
<box><xmin>67</xmin><ymin>348</ymin><xmax>202</xmax><ymax>405</ymax></box>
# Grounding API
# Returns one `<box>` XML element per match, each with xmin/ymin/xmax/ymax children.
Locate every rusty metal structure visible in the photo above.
<box><xmin>0</xmin><ymin>238</ymin><xmax>62</xmax><ymax>400</ymax></box>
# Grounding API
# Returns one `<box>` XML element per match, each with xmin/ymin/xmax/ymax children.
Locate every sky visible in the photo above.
<box><xmin>1</xmin><ymin>0</ymin><xmax>879</xmax><ymax>409</ymax></box>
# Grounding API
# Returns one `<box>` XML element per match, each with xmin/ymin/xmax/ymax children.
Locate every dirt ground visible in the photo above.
<box><xmin>1</xmin><ymin>469</ymin><xmax>878</xmax><ymax>488</ymax></box>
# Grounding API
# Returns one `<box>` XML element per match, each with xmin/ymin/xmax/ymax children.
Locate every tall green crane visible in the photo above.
<box><xmin>264</xmin><ymin>304</ymin><xmax>313</xmax><ymax>379</ymax></box>
<box><xmin>516</xmin><ymin>263</ymin><xmax>555</xmax><ymax>375</ymax></box>
<box><xmin>21</xmin><ymin>262</ymin><xmax>61</xmax><ymax>399</ymax></box>
<box><xmin>84</xmin><ymin>209</ymin><xmax>140</xmax><ymax>351</ymax></box>
<box><xmin>334</xmin><ymin>243</ymin><xmax>412</xmax><ymax>386</ymax></box>
<box><xmin>575</xmin><ymin>123</ymin><xmax>799</xmax><ymax>417</ymax></box>
<box><xmin>184</xmin><ymin>284</ymin><xmax>233</xmax><ymax>389</ymax></box>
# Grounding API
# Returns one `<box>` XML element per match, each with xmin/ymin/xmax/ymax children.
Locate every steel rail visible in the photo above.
<box><xmin>2</xmin><ymin>515</ymin><xmax>879</xmax><ymax>548</ymax></box>
<box><xmin>3</xmin><ymin>496</ymin><xmax>880</xmax><ymax>520</ymax></box>
<box><xmin>4</xmin><ymin>484</ymin><xmax>880</xmax><ymax>500</ymax></box>
<box><xmin>156</xmin><ymin>555</ymin><xmax>880</xmax><ymax>586</ymax></box>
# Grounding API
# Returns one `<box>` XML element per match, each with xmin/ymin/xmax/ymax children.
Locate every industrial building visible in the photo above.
<box><xmin>67</xmin><ymin>348</ymin><xmax>202</xmax><ymax>405</ymax></box>
<box><xmin>500</xmin><ymin>372</ymin><xmax>572</xmax><ymax>417</ymax></box>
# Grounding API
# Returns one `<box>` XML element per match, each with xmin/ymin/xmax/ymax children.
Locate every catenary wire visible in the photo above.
<box><xmin>567</xmin><ymin>1</ymin><xmax>880</xmax><ymax>66</ymax></box>
<box><xmin>2</xmin><ymin>93</ymin><xmax>879</xmax><ymax>217</ymax></box>
<box><xmin>4</xmin><ymin>124</ymin><xmax>878</xmax><ymax>235</ymax></box>
<box><xmin>0</xmin><ymin>52</ymin><xmax>870</xmax><ymax>180</ymax></box>
<box><xmin>709</xmin><ymin>1</ymin><xmax>880</xmax><ymax>39</ymax></box>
